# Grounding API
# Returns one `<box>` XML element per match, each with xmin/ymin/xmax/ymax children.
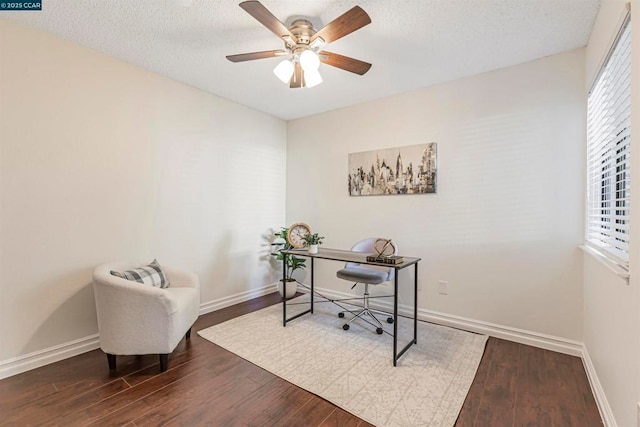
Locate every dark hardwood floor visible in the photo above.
<box><xmin>0</xmin><ymin>293</ymin><xmax>602</xmax><ymax>426</ymax></box>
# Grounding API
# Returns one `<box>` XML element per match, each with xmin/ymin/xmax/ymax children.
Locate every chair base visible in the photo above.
<box><xmin>104</xmin><ymin>325</ymin><xmax>193</xmax><ymax>373</ymax></box>
<box><xmin>339</xmin><ymin>284</ymin><xmax>394</xmax><ymax>334</ymax></box>
<box><xmin>339</xmin><ymin>306</ymin><xmax>393</xmax><ymax>334</ymax></box>
<box><xmin>159</xmin><ymin>354</ymin><xmax>168</xmax><ymax>372</ymax></box>
<box><xmin>107</xmin><ymin>353</ymin><xmax>116</xmax><ymax>370</ymax></box>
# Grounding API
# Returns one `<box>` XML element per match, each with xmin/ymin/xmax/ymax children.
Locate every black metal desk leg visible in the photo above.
<box><xmin>414</xmin><ymin>263</ymin><xmax>418</xmax><ymax>344</ymax></box>
<box><xmin>282</xmin><ymin>256</ymin><xmax>287</xmax><ymax>327</ymax></box>
<box><xmin>393</xmin><ymin>268</ymin><xmax>398</xmax><ymax>367</ymax></box>
<box><xmin>310</xmin><ymin>257</ymin><xmax>314</xmax><ymax>313</ymax></box>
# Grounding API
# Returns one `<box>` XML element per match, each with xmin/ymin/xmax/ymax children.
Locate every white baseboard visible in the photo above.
<box><xmin>199</xmin><ymin>284</ymin><xmax>278</xmax><ymax>315</ymax></box>
<box><xmin>582</xmin><ymin>347</ymin><xmax>616</xmax><ymax>427</ymax></box>
<box><xmin>417</xmin><ymin>309</ymin><xmax>583</xmax><ymax>357</ymax></box>
<box><xmin>0</xmin><ymin>334</ymin><xmax>100</xmax><ymax>380</ymax></box>
<box><xmin>0</xmin><ymin>284</ymin><xmax>279</xmax><ymax>380</ymax></box>
<box><xmin>303</xmin><ymin>286</ymin><xmax>583</xmax><ymax>357</ymax></box>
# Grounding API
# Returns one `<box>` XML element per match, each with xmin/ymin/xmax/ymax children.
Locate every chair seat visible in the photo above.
<box><xmin>336</xmin><ymin>266</ymin><xmax>388</xmax><ymax>284</ymax></box>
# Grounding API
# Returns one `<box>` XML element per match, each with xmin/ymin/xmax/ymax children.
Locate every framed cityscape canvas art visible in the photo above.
<box><xmin>348</xmin><ymin>143</ymin><xmax>437</xmax><ymax>196</ymax></box>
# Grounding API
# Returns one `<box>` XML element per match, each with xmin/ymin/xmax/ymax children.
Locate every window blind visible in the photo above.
<box><xmin>586</xmin><ymin>17</ymin><xmax>631</xmax><ymax>264</ymax></box>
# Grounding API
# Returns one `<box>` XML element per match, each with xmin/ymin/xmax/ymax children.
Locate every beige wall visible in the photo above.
<box><xmin>583</xmin><ymin>1</ymin><xmax>640</xmax><ymax>426</ymax></box>
<box><xmin>287</xmin><ymin>49</ymin><xmax>585</xmax><ymax>341</ymax></box>
<box><xmin>0</xmin><ymin>19</ymin><xmax>286</xmax><ymax>362</ymax></box>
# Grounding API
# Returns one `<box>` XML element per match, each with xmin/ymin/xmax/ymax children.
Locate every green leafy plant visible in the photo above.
<box><xmin>302</xmin><ymin>233</ymin><xmax>325</xmax><ymax>246</ymax></box>
<box><xmin>272</xmin><ymin>227</ymin><xmax>306</xmax><ymax>281</ymax></box>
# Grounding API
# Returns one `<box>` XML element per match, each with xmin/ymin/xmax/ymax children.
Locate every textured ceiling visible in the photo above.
<box><xmin>4</xmin><ymin>0</ymin><xmax>599</xmax><ymax>120</ymax></box>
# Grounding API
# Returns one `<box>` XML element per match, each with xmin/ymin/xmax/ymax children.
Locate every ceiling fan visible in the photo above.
<box><xmin>226</xmin><ymin>1</ymin><xmax>372</xmax><ymax>88</ymax></box>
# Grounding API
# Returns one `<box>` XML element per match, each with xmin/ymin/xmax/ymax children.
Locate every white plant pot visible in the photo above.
<box><xmin>277</xmin><ymin>279</ymin><xmax>297</xmax><ymax>299</ymax></box>
<box><xmin>308</xmin><ymin>244</ymin><xmax>319</xmax><ymax>254</ymax></box>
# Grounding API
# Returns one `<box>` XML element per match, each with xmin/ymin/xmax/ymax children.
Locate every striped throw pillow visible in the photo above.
<box><xmin>111</xmin><ymin>259</ymin><xmax>170</xmax><ymax>289</ymax></box>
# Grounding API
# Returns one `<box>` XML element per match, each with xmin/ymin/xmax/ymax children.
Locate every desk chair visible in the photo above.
<box><xmin>336</xmin><ymin>238</ymin><xmax>397</xmax><ymax>334</ymax></box>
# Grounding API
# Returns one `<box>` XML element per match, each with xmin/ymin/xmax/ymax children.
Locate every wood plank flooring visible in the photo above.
<box><xmin>0</xmin><ymin>293</ymin><xmax>602</xmax><ymax>426</ymax></box>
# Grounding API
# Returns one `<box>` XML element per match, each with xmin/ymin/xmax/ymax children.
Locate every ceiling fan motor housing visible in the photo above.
<box><xmin>289</xmin><ymin>19</ymin><xmax>315</xmax><ymax>47</ymax></box>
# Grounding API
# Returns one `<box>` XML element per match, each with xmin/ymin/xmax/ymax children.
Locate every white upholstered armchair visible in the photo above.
<box><xmin>93</xmin><ymin>262</ymin><xmax>200</xmax><ymax>372</ymax></box>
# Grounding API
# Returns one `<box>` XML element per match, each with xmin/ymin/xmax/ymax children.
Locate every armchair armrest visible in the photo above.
<box><xmin>163</xmin><ymin>266</ymin><xmax>200</xmax><ymax>290</ymax></box>
<box><xmin>95</xmin><ymin>273</ymin><xmax>176</xmax><ymax>311</ymax></box>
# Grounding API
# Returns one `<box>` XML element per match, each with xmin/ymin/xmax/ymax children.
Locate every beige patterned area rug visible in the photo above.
<box><xmin>198</xmin><ymin>295</ymin><xmax>487</xmax><ymax>427</ymax></box>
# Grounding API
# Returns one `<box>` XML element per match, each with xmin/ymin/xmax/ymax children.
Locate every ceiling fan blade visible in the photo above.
<box><xmin>226</xmin><ymin>50</ymin><xmax>287</xmax><ymax>63</ymax></box>
<box><xmin>290</xmin><ymin>62</ymin><xmax>304</xmax><ymax>88</ymax></box>
<box><xmin>239</xmin><ymin>1</ymin><xmax>297</xmax><ymax>42</ymax></box>
<box><xmin>320</xmin><ymin>51</ymin><xmax>371</xmax><ymax>75</ymax></box>
<box><xmin>310</xmin><ymin>6</ymin><xmax>371</xmax><ymax>45</ymax></box>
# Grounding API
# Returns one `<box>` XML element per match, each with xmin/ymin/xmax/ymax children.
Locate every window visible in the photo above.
<box><xmin>586</xmin><ymin>16</ymin><xmax>631</xmax><ymax>264</ymax></box>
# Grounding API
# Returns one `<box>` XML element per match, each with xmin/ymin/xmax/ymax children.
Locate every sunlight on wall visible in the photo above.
<box><xmin>442</xmin><ymin>109</ymin><xmax>555</xmax><ymax>245</ymax></box>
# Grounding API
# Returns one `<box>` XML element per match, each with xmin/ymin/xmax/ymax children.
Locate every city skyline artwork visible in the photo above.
<box><xmin>348</xmin><ymin>143</ymin><xmax>437</xmax><ymax>196</ymax></box>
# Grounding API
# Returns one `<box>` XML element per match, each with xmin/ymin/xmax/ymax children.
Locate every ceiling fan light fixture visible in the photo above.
<box><xmin>300</xmin><ymin>50</ymin><xmax>320</xmax><ymax>71</ymax></box>
<box><xmin>304</xmin><ymin>69</ymin><xmax>323</xmax><ymax>88</ymax></box>
<box><xmin>273</xmin><ymin>59</ymin><xmax>294</xmax><ymax>84</ymax></box>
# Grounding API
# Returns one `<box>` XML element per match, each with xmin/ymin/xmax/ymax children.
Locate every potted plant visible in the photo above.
<box><xmin>303</xmin><ymin>233</ymin><xmax>324</xmax><ymax>254</ymax></box>
<box><xmin>272</xmin><ymin>227</ymin><xmax>306</xmax><ymax>298</ymax></box>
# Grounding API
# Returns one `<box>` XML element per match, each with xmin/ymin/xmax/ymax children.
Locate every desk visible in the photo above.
<box><xmin>280</xmin><ymin>247</ymin><xmax>421</xmax><ymax>366</ymax></box>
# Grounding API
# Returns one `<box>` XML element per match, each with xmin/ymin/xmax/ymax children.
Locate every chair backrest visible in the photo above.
<box><xmin>346</xmin><ymin>238</ymin><xmax>399</xmax><ymax>282</ymax></box>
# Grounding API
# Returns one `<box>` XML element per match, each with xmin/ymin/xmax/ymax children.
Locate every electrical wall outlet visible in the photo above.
<box><xmin>438</xmin><ymin>280</ymin><xmax>448</xmax><ymax>295</ymax></box>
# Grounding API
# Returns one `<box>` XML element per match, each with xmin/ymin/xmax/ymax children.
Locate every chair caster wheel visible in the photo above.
<box><xmin>387</xmin><ymin>317</ymin><xmax>394</xmax><ymax>324</ymax></box>
<box><xmin>376</xmin><ymin>327</ymin><xmax>383</xmax><ymax>335</ymax></box>
<box><xmin>343</xmin><ymin>324</ymin><xmax>350</xmax><ymax>331</ymax></box>
<box><xmin>338</xmin><ymin>312</ymin><xmax>345</xmax><ymax>318</ymax></box>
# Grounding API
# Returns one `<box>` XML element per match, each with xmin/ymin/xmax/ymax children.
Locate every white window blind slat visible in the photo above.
<box><xmin>586</xmin><ymin>18</ymin><xmax>631</xmax><ymax>264</ymax></box>
<box><xmin>587</xmin><ymin>101</ymin><xmax>631</xmax><ymax>146</ymax></box>
<box><xmin>587</xmin><ymin>102</ymin><xmax>631</xmax><ymax>154</ymax></box>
